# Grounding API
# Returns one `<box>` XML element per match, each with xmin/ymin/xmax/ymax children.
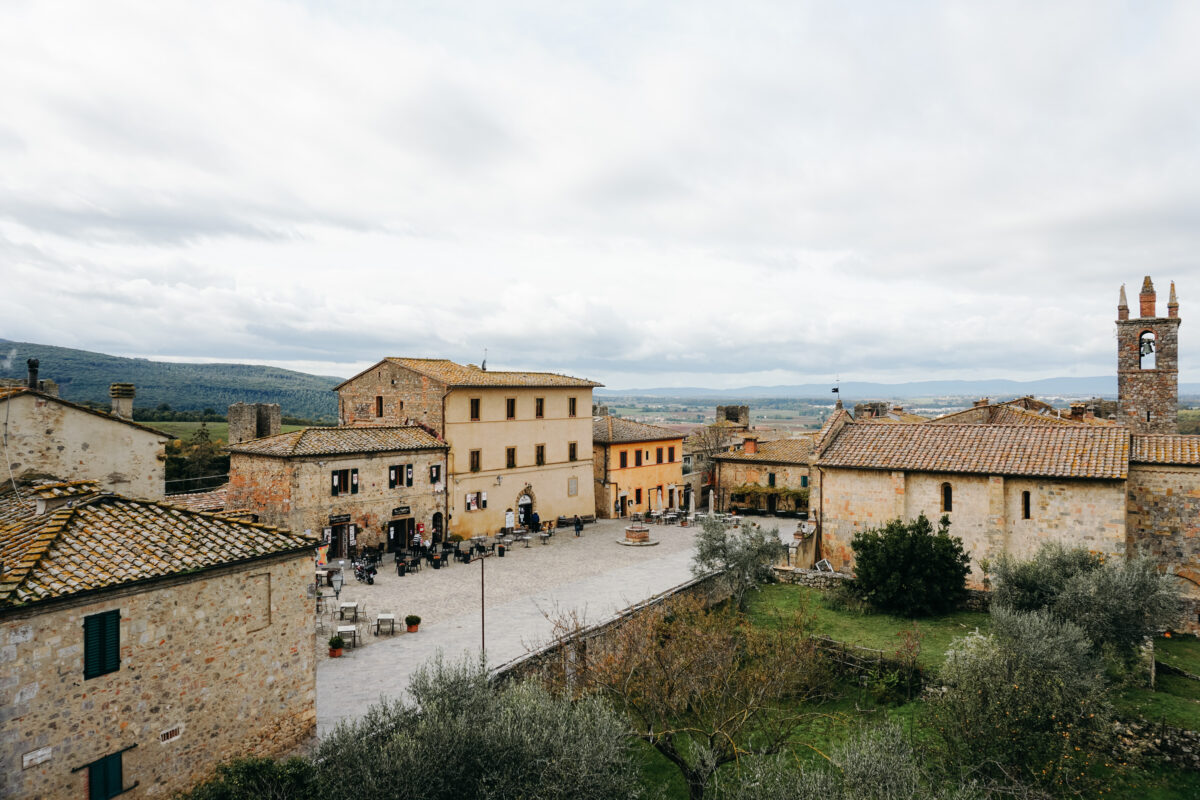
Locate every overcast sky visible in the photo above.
<box><xmin>2</xmin><ymin>1</ymin><xmax>1198</xmax><ymax>389</ymax></box>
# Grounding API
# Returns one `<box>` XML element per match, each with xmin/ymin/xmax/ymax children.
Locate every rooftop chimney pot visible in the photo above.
<box><xmin>109</xmin><ymin>383</ymin><xmax>135</xmax><ymax>419</ymax></box>
<box><xmin>26</xmin><ymin>359</ymin><xmax>39</xmax><ymax>390</ymax></box>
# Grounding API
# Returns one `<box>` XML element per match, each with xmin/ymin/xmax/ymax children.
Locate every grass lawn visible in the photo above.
<box><xmin>152</xmin><ymin>421</ymin><xmax>306</xmax><ymax>441</ymax></box>
<box><xmin>1156</xmin><ymin>633</ymin><xmax>1200</xmax><ymax>675</ymax></box>
<box><xmin>747</xmin><ymin>583</ymin><xmax>989</xmax><ymax>669</ymax></box>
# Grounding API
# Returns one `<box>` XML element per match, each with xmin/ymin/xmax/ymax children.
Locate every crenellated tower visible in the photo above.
<box><xmin>1116</xmin><ymin>276</ymin><xmax>1180</xmax><ymax>433</ymax></box>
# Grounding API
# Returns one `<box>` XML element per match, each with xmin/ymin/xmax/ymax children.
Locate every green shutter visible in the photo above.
<box><xmin>84</xmin><ymin>610</ymin><xmax>120</xmax><ymax>679</ymax></box>
<box><xmin>88</xmin><ymin>751</ymin><xmax>122</xmax><ymax>800</ymax></box>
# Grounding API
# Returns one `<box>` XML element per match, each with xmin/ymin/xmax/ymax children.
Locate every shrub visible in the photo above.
<box><xmin>931</xmin><ymin>607</ymin><xmax>1112</xmax><ymax>792</ymax></box>
<box><xmin>692</xmin><ymin>516</ymin><xmax>784</xmax><ymax>611</ymax></box>
<box><xmin>181</xmin><ymin>756</ymin><xmax>314</xmax><ymax>800</ymax></box>
<box><xmin>849</xmin><ymin>514</ymin><xmax>970</xmax><ymax>617</ymax></box>
<box><xmin>992</xmin><ymin>545</ymin><xmax>1182</xmax><ymax>664</ymax></box>
<box><xmin>327</xmin><ymin>635</ymin><xmax>344</xmax><ymax>650</ymax></box>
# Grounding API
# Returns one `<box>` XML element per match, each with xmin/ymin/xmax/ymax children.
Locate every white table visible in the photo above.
<box><xmin>336</xmin><ymin>624</ymin><xmax>358</xmax><ymax>648</ymax></box>
<box><xmin>374</xmin><ymin>613</ymin><xmax>396</xmax><ymax>635</ymax></box>
<box><xmin>339</xmin><ymin>602</ymin><xmax>359</xmax><ymax>621</ymax></box>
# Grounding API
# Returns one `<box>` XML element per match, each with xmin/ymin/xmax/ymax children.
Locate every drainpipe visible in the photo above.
<box><xmin>815</xmin><ymin>464</ymin><xmax>825</xmax><ymax>562</ymax></box>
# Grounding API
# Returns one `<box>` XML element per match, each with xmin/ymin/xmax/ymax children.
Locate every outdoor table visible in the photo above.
<box><xmin>539</xmin><ymin>532</ymin><xmax>551</xmax><ymax>545</ymax></box>
<box><xmin>518</xmin><ymin>535</ymin><xmax>533</xmax><ymax>548</ymax></box>
<box><xmin>339</xmin><ymin>602</ymin><xmax>358</xmax><ymax>621</ymax></box>
<box><xmin>374</xmin><ymin>613</ymin><xmax>396</xmax><ymax>635</ymax></box>
<box><xmin>336</xmin><ymin>624</ymin><xmax>358</xmax><ymax>648</ymax></box>
<box><xmin>314</xmin><ymin>569</ymin><xmax>329</xmax><ymax>587</ymax></box>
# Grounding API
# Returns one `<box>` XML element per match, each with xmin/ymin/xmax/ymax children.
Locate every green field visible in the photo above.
<box><xmin>152</xmin><ymin>421</ymin><xmax>307</xmax><ymax>441</ymax></box>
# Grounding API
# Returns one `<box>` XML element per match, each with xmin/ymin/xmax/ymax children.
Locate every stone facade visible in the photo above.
<box><xmin>1117</xmin><ymin>277</ymin><xmax>1180</xmax><ymax>434</ymax></box>
<box><xmin>227</xmin><ymin>447</ymin><xmax>448</xmax><ymax>555</ymax></box>
<box><xmin>0</xmin><ymin>390</ymin><xmax>169</xmax><ymax>500</ymax></box>
<box><xmin>714</xmin><ymin>460</ymin><xmax>809</xmax><ymax>515</ymax></box>
<box><xmin>817</xmin><ymin>468</ymin><xmax>1127</xmax><ymax>584</ymax></box>
<box><xmin>1127</xmin><ymin>464</ymin><xmax>1200</xmax><ymax>609</ymax></box>
<box><xmin>337</xmin><ymin>361</ymin><xmax>446</xmax><ymax>432</ymax></box>
<box><xmin>0</xmin><ymin>552</ymin><xmax>315</xmax><ymax>799</ymax></box>
<box><xmin>227</xmin><ymin>402</ymin><xmax>281</xmax><ymax>444</ymax></box>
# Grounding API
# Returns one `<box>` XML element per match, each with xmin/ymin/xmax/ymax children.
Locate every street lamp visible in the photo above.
<box><xmin>469</xmin><ymin>551</ymin><xmax>488</xmax><ymax>657</ymax></box>
<box><xmin>331</xmin><ymin>567</ymin><xmax>344</xmax><ymax>603</ymax></box>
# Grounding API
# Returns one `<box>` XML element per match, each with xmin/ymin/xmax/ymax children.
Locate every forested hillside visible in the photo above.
<box><xmin>0</xmin><ymin>340</ymin><xmax>341</xmax><ymax>422</ymax></box>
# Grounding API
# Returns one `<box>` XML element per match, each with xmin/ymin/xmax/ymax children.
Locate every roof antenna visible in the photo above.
<box><xmin>481</xmin><ymin>348</ymin><xmax>487</xmax><ymax>372</ymax></box>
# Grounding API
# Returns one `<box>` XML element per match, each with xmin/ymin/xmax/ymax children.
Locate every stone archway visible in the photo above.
<box><xmin>515</xmin><ymin>484</ymin><xmax>536</xmax><ymax>527</ymax></box>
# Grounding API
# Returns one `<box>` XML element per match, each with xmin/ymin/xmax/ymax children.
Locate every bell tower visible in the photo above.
<box><xmin>1116</xmin><ymin>276</ymin><xmax>1180</xmax><ymax>434</ymax></box>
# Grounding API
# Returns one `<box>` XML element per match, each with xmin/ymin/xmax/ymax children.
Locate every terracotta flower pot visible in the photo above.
<box><xmin>406</xmin><ymin>624</ymin><xmax>419</xmax><ymax>633</ymax></box>
<box><xmin>329</xmin><ymin>647</ymin><xmax>343</xmax><ymax>658</ymax></box>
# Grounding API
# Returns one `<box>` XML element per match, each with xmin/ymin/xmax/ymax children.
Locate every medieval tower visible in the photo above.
<box><xmin>1116</xmin><ymin>276</ymin><xmax>1180</xmax><ymax>434</ymax></box>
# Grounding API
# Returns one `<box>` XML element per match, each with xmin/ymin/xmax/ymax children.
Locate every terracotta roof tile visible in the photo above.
<box><xmin>336</xmin><ymin>358</ymin><xmax>600</xmax><ymax>389</ymax></box>
<box><xmin>0</xmin><ymin>386</ymin><xmax>173</xmax><ymax>438</ymax></box>
<box><xmin>164</xmin><ymin>484</ymin><xmax>229</xmax><ymax>512</ymax></box>
<box><xmin>714</xmin><ymin>437</ymin><xmax>814</xmax><ymax>465</ymax></box>
<box><xmin>0</xmin><ymin>493</ymin><xmax>315</xmax><ymax>607</ymax></box>
<box><xmin>1130</xmin><ymin>435</ymin><xmax>1200</xmax><ymax>466</ymax></box>
<box><xmin>227</xmin><ymin>426</ymin><xmax>446</xmax><ymax>457</ymax></box>
<box><xmin>818</xmin><ymin>423</ymin><xmax>1129</xmax><ymax>480</ymax></box>
<box><xmin>592</xmin><ymin>417</ymin><xmax>684</xmax><ymax>444</ymax></box>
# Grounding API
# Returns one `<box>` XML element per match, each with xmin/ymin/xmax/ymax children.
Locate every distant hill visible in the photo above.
<box><xmin>0</xmin><ymin>340</ymin><xmax>341</xmax><ymax>422</ymax></box>
<box><xmin>599</xmin><ymin>377</ymin><xmax>1200</xmax><ymax>400</ymax></box>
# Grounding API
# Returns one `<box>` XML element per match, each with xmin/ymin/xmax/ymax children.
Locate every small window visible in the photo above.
<box><xmin>84</xmin><ymin>609</ymin><xmax>120</xmax><ymax>679</ymax></box>
<box><xmin>506</xmin><ymin>398</ymin><xmax>517</xmax><ymax>419</ymax></box>
<box><xmin>635</xmin><ymin>488</ymin><xmax>642</xmax><ymax>504</ymax></box>
<box><xmin>535</xmin><ymin>444</ymin><xmax>545</xmax><ymax>466</ymax></box>
<box><xmin>465</xmin><ymin>492</ymin><xmax>488</xmax><ymax>511</ymax></box>
<box><xmin>668</xmin><ymin>446</ymin><xmax>675</xmax><ymax>462</ymax></box>
<box><xmin>430</xmin><ymin>464</ymin><xmax>442</xmax><ymax>484</ymax></box>
<box><xmin>535</xmin><ymin>398</ymin><xmax>544</xmax><ymax>418</ymax></box>
<box><xmin>470</xmin><ymin>398</ymin><xmax>481</xmax><ymax>421</ymax></box>
<box><xmin>635</xmin><ymin>450</ymin><xmax>643</xmax><ymax>467</ymax></box>
<box><xmin>656</xmin><ymin>447</ymin><xmax>664</xmax><ymax>464</ymax></box>
<box><xmin>767</xmin><ymin>472</ymin><xmax>776</xmax><ymax>487</ymax></box>
<box><xmin>1022</xmin><ymin>490</ymin><xmax>1031</xmax><ymax>520</ymax></box>
<box><xmin>568</xmin><ymin>441</ymin><xmax>577</xmax><ymax>462</ymax></box>
<box><xmin>506</xmin><ymin>447</ymin><xmax>517</xmax><ymax>469</ymax></box>
<box><xmin>87</xmin><ymin>751</ymin><xmax>126</xmax><ymax>800</ymax></box>
<box><xmin>375</xmin><ymin>396</ymin><xmax>383</xmax><ymax>417</ymax></box>
<box><xmin>331</xmin><ymin>468</ymin><xmax>358</xmax><ymax>496</ymax></box>
<box><xmin>941</xmin><ymin>482</ymin><xmax>953</xmax><ymax>513</ymax></box>
<box><xmin>619</xmin><ymin>451</ymin><xmax>628</xmax><ymax>469</ymax></box>
<box><xmin>800</xmin><ymin>475</ymin><xmax>808</xmax><ymax>488</ymax></box>
<box><xmin>568</xmin><ymin>397</ymin><xmax>577</xmax><ymax>417</ymax></box>
<box><xmin>469</xmin><ymin>450</ymin><xmax>481</xmax><ymax>472</ymax></box>
<box><xmin>568</xmin><ymin>476</ymin><xmax>578</xmax><ymax>497</ymax></box>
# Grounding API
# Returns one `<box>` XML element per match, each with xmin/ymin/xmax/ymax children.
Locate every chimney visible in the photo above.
<box><xmin>1169</xmin><ymin>281</ymin><xmax>1179</xmax><ymax>319</ymax></box>
<box><xmin>743</xmin><ymin>435</ymin><xmax>758</xmax><ymax>455</ymax></box>
<box><xmin>26</xmin><ymin>358</ymin><xmax>39</xmax><ymax>389</ymax></box>
<box><xmin>1069</xmin><ymin>402</ymin><xmax>1086</xmax><ymax>421</ymax></box>
<box><xmin>109</xmin><ymin>383</ymin><xmax>135</xmax><ymax>419</ymax></box>
<box><xmin>1118</xmin><ymin>284</ymin><xmax>1129</xmax><ymax>321</ymax></box>
<box><xmin>973</xmin><ymin>398</ymin><xmax>990</xmax><ymax>408</ymax></box>
<box><xmin>892</xmin><ymin>405</ymin><xmax>904</xmax><ymax>414</ymax></box>
<box><xmin>1139</xmin><ymin>275</ymin><xmax>1157</xmax><ymax>318</ymax></box>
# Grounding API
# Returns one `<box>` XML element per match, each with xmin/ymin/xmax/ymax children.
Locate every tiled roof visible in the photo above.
<box><xmin>226</xmin><ymin>425</ymin><xmax>446</xmax><ymax>457</ymax></box>
<box><xmin>336</xmin><ymin>358</ymin><xmax>601</xmax><ymax>390</ymax></box>
<box><xmin>861</xmin><ymin>410</ymin><xmax>930</xmax><ymax>424</ymax></box>
<box><xmin>0</xmin><ymin>387</ymin><xmax>173</xmax><ymax>438</ymax></box>
<box><xmin>0</xmin><ymin>493</ymin><xmax>315</xmax><ymax>608</ymax></box>
<box><xmin>164</xmin><ymin>484</ymin><xmax>229</xmax><ymax>512</ymax></box>
<box><xmin>814</xmin><ymin>406</ymin><xmax>853</xmax><ymax>454</ymax></box>
<box><xmin>818</xmin><ymin>423</ymin><xmax>1129</xmax><ymax>480</ymax></box>
<box><xmin>930</xmin><ymin>399</ymin><xmax>1116</xmax><ymax>428</ymax></box>
<box><xmin>593</xmin><ymin>417</ymin><xmax>684</xmax><ymax>444</ymax></box>
<box><xmin>1131</xmin><ymin>435</ymin><xmax>1200</xmax><ymax>466</ymax></box>
<box><xmin>714</xmin><ymin>437</ymin><xmax>814</xmax><ymax>465</ymax></box>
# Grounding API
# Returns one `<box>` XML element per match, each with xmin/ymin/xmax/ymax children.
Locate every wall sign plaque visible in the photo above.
<box><xmin>329</xmin><ymin>514</ymin><xmax>351</xmax><ymax>524</ymax></box>
<box><xmin>392</xmin><ymin>506</ymin><xmax>411</xmax><ymax>516</ymax></box>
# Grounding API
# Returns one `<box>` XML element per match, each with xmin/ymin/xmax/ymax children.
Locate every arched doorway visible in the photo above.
<box><xmin>431</xmin><ymin>512</ymin><xmax>444</xmax><ymax>543</ymax></box>
<box><xmin>517</xmin><ymin>493</ymin><xmax>533</xmax><ymax>527</ymax></box>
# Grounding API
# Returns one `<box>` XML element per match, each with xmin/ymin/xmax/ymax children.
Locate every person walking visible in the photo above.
<box><xmin>531</xmin><ymin>510</ymin><xmax>541</xmax><ymax>534</ymax></box>
<box><xmin>573</xmin><ymin>515</ymin><xmax>583</xmax><ymax>537</ymax></box>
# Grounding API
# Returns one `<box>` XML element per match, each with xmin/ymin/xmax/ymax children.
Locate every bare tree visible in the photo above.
<box><xmin>686</xmin><ymin>424</ymin><xmax>735</xmax><ymax>484</ymax></box>
<box><xmin>547</xmin><ymin>593</ymin><xmax>830</xmax><ymax>800</ymax></box>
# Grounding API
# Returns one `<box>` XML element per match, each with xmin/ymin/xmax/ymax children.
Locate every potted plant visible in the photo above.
<box><xmin>405</xmin><ymin>615</ymin><xmax>421</xmax><ymax>633</ymax></box>
<box><xmin>328</xmin><ymin>635</ymin><xmax>344</xmax><ymax>658</ymax></box>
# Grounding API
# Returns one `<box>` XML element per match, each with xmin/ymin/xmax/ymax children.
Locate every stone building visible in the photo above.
<box><xmin>227</xmin><ymin>402</ymin><xmax>281</xmax><ymax>444</ymax></box>
<box><xmin>0</xmin><ymin>479</ymin><xmax>316</xmax><ymax>799</ymax></box>
<box><xmin>334</xmin><ymin>358</ymin><xmax>598</xmax><ymax>537</ymax></box>
<box><xmin>226</xmin><ymin>425</ymin><xmax>448</xmax><ymax>555</ymax></box>
<box><xmin>713</xmin><ymin>435</ymin><xmax>813</xmax><ymax>516</ymax></box>
<box><xmin>808</xmin><ymin>276</ymin><xmax>1200</xmax><ymax>630</ymax></box>
<box><xmin>0</xmin><ymin>368</ymin><xmax>170</xmax><ymax>500</ymax></box>
<box><xmin>592</xmin><ymin>416</ymin><xmax>685</xmax><ymax>518</ymax></box>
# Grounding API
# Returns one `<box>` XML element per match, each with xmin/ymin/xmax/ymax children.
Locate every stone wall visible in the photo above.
<box><xmin>771</xmin><ymin>567</ymin><xmax>991</xmax><ymax>611</ymax></box>
<box><xmin>338</xmin><ymin>362</ymin><xmax>446</xmax><ymax>432</ymax></box>
<box><xmin>818</xmin><ymin>467</ymin><xmax>1127</xmax><ymax>584</ymax></box>
<box><xmin>1128</xmin><ymin>464</ymin><xmax>1200</xmax><ymax>632</ymax></box>
<box><xmin>227</xmin><ymin>403</ymin><xmax>281</xmax><ymax>444</ymax></box>
<box><xmin>715</xmin><ymin>459</ymin><xmax>809</xmax><ymax>514</ymax></box>
<box><xmin>1</xmin><ymin>392</ymin><xmax>168</xmax><ymax>500</ymax></box>
<box><xmin>0</xmin><ymin>552</ymin><xmax>315</xmax><ymax>799</ymax></box>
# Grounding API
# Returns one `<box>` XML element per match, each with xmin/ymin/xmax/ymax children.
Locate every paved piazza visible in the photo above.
<box><xmin>315</xmin><ymin>517</ymin><xmax>703</xmax><ymax>734</ymax></box>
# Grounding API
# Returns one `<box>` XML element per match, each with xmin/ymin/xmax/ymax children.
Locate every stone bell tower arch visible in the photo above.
<box><xmin>1117</xmin><ymin>276</ymin><xmax>1181</xmax><ymax>434</ymax></box>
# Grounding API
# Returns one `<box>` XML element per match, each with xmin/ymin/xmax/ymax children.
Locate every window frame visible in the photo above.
<box><xmin>469</xmin><ymin>398</ymin><xmax>481</xmax><ymax>421</ymax></box>
<box><xmin>568</xmin><ymin>441</ymin><xmax>577</xmax><ymax>462</ymax></box>
<box><xmin>635</xmin><ymin>450</ymin><xmax>643</xmax><ymax>467</ymax></box>
<box><xmin>619</xmin><ymin>451</ymin><xmax>628</xmax><ymax>469</ymax></box>
<box><xmin>1022</xmin><ymin>490</ymin><xmax>1031</xmax><ymax>520</ymax></box>
<box><xmin>568</xmin><ymin>397</ymin><xmax>577</xmax><ymax>417</ymax></box>
<box><xmin>506</xmin><ymin>397</ymin><xmax>517</xmax><ymax>420</ymax></box>
<box><xmin>941</xmin><ymin>482</ymin><xmax>953</xmax><ymax>513</ymax></box>
<box><xmin>535</xmin><ymin>444</ymin><xmax>546</xmax><ymax>466</ymax></box>
<box><xmin>469</xmin><ymin>450</ymin><xmax>482</xmax><ymax>472</ymax></box>
<box><xmin>84</xmin><ymin>609</ymin><xmax>121</xmax><ymax>680</ymax></box>
<box><xmin>331</xmin><ymin>468</ymin><xmax>359</xmax><ymax>497</ymax></box>
<box><xmin>635</xmin><ymin>487</ymin><xmax>642</xmax><ymax>504</ymax></box>
<box><xmin>83</xmin><ymin>749</ymin><xmax>134</xmax><ymax>800</ymax></box>
<box><xmin>375</xmin><ymin>395</ymin><xmax>383</xmax><ymax>417</ymax></box>
<box><xmin>506</xmin><ymin>447</ymin><xmax>517</xmax><ymax>469</ymax></box>
<box><xmin>656</xmin><ymin>447</ymin><xmax>664</xmax><ymax>464</ymax></box>
<box><xmin>668</xmin><ymin>446</ymin><xmax>675</xmax><ymax>462</ymax></box>
<box><xmin>535</xmin><ymin>397</ymin><xmax>545</xmax><ymax>418</ymax></box>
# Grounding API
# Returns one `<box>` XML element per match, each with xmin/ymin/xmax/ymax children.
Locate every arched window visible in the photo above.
<box><xmin>1022</xmin><ymin>491</ymin><xmax>1031</xmax><ymax>520</ymax></box>
<box><xmin>1139</xmin><ymin>330</ymin><xmax>1157</xmax><ymax>369</ymax></box>
<box><xmin>941</xmin><ymin>482</ymin><xmax>953</xmax><ymax>513</ymax></box>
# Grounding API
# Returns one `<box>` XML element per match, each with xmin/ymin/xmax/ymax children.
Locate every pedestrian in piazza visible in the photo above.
<box><xmin>573</xmin><ymin>515</ymin><xmax>583</xmax><ymax>537</ymax></box>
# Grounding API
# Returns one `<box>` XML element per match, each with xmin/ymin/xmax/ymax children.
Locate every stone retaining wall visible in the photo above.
<box><xmin>771</xmin><ymin>567</ymin><xmax>991</xmax><ymax>611</ymax></box>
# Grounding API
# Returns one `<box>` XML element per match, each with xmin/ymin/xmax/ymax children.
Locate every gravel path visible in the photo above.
<box><xmin>315</xmin><ymin>518</ymin><xmax>701</xmax><ymax>734</ymax></box>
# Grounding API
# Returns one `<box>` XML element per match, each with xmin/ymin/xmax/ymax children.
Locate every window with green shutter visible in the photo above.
<box><xmin>88</xmin><ymin>751</ymin><xmax>123</xmax><ymax>800</ymax></box>
<box><xmin>84</xmin><ymin>609</ymin><xmax>120</xmax><ymax>679</ymax></box>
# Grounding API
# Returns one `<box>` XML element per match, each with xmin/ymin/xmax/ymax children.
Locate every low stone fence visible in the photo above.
<box><xmin>771</xmin><ymin>567</ymin><xmax>991</xmax><ymax>612</ymax></box>
<box><xmin>1115</xmin><ymin>719</ymin><xmax>1200</xmax><ymax>771</ymax></box>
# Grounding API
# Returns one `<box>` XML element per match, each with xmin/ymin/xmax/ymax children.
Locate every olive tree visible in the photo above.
<box><xmin>692</xmin><ymin>516</ymin><xmax>784</xmax><ymax>611</ymax></box>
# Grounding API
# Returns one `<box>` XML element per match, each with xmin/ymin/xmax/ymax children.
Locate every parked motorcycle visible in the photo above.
<box><xmin>353</xmin><ymin>557</ymin><xmax>377</xmax><ymax>585</ymax></box>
